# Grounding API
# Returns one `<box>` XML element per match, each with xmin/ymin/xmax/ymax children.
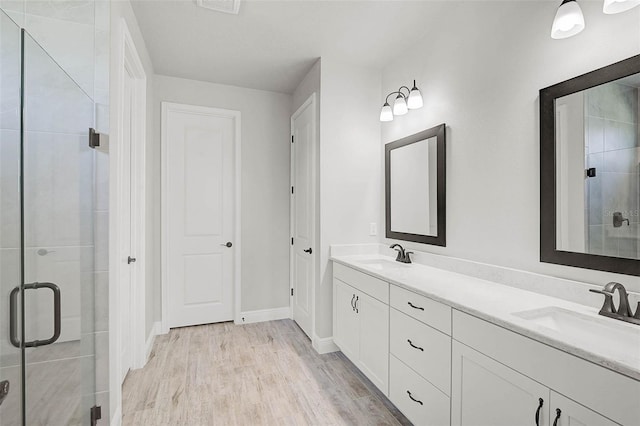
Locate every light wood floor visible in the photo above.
<box><xmin>122</xmin><ymin>320</ymin><xmax>411</xmax><ymax>425</ymax></box>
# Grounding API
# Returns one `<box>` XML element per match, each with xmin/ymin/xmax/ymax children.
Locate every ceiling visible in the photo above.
<box><xmin>130</xmin><ymin>0</ymin><xmax>454</xmax><ymax>94</ymax></box>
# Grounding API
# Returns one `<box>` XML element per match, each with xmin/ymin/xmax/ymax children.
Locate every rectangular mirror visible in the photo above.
<box><xmin>540</xmin><ymin>55</ymin><xmax>640</xmax><ymax>276</ymax></box>
<box><xmin>385</xmin><ymin>123</ymin><xmax>446</xmax><ymax>246</ymax></box>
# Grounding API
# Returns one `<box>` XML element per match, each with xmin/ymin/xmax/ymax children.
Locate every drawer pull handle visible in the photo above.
<box><xmin>351</xmin><ymin>294</ymin><xmax>356</xmax><ymax>311</ymax></box>
<box><xmin>406</xmin><ymin>390</ymin><xmax>423</xmax><ymax>405</ymax></box>
<box><xmin>407</xmin><ymin>301</ymin><xmax>424</xmax><ymax>311</ymax></box>
<box><xmin>552</xmin><ymin>408</ymin><xmax>561</xmax><ymax>426</ymax></box>
<box><xmin>355</xmin><ymin>296</ymin><xmax>359</xmax><ymax>313</ymax></box>
<box><xmin>407</xmin><ymin>339</ymin><xmax>424</xmax><ymax>351</ymax></box>
<box><xmin>535</xmin><ymin>398</ymin><xmax>543</xmax><ymax>426</ymax></box>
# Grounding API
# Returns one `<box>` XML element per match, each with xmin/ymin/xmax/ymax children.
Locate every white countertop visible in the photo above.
<box><xmin>331</xmin><ymin>254</ymin><xmax>640</xmax><ymax>381</ymax></box>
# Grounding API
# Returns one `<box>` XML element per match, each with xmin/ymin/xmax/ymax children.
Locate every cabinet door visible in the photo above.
<box><xmin>334</xmin><ymin>279</ymin><xmax>359</xmax><ymax>362</ymax></box>
<box><xmin>549</xmin><ymin>391</ymin><xmax>619</xmax><ymax>426</ymax></box>
<box><xmin>358</xmin><ymin>291</ymin><xmax>389</xmax><ymax>395</ymax></box>
<box><xmin>452</xmin><ymin>341</ymin><xmax>550</xmax><ymax>426</ymax></box>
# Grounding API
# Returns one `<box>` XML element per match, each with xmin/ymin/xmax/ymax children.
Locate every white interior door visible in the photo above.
<box><xmin>163</xmin><ymin>103</ymin><xmax>237</xmax><ymax>328</ymax></box>
<box><xmin>290</xmin><ymin>94</ymin><xmax>316</xmax><ymax>338</ymax></box>
<box><xmin>119</xmin><ymin>67</ymin><xmax>134</xmax><ymax>382</ymax></box>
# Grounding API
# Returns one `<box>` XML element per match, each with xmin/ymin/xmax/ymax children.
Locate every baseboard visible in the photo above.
<box><xmin>236</xmin><ymin>307</ymin><xmax>290</xmax><ymax>324</ymax></box>
<box><xmin>312</xmin><ymin>335</ymin><xmax>339</xmax><ymax>354</ymax></box>
<box><xmin>110</xmin><ymin>404</ymin><xmax>122</xmax><ymax>426</ymax></box>
<box><xmin>145</xmin><ymin>321</ymin><xmax>162</xmax><ymax>362</ymax></box>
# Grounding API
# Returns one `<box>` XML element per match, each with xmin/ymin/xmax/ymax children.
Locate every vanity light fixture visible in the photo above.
<box><xmin>551</xmin><ymin>0</ymin><xmax>639</xmax><ymax>40</ymax></box>
<box><xmin>551</xmin><ymin>0</ymin><xmax>585</xmax><ymax>39</ymax></box>
<box><xmin>603</xmin><ymin>0</ymin><xmax>640</xmax><ymax>14</ymax></box>
<box><xmin>380</xmin><ymin>80</ymin><xmax>423</xmax><ymax>122</ymax></box>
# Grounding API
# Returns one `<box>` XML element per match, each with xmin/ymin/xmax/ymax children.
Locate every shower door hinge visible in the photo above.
<box><xmin>89</xmin><ymin>128</ymin><xmax>108</xmax><ymax>149</ymax></box>
<box><xmin>90</xmin><ymin>405</ymin><xmax>102</xmax><ymax>426</ymax></box>
<box><xmin>586</xmin><ymin>167</ymin><xmax>596</xmax><ymax>178</ymax></box>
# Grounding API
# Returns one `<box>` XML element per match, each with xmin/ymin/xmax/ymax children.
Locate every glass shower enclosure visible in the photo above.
<box><xmin>1</xmin><ymin>9</ymin><xmax>98</xmax><ymax>426</ymax></box>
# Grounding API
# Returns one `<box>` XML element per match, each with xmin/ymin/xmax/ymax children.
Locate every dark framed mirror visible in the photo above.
<box><xmin>385</xmin><ymin>123</ymin><xmax>446</xmax><ymax>246</ymax></box>
<box><xmin>540</xmin><ymin>54</ymin><xmax>640</xmax><ymax>276</ymax></box>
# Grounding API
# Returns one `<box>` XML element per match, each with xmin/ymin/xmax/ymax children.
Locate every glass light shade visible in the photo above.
<box><xmin>393</xmin><ymin>95</ymin><xmax>408</xmax><ymax>115</ymax></box>
<box><xmin>380</xmin><ymin>103</ymin><xmax>393</xmax><ymax>122</ymax></box>
<box><xmin>551</xmin><ymin>0</ymin><xmax>585</xmax><ymax>39</ymax></box>
<box><xmin>603</xmin><ymin>0</ymin><xmax>640</xmax><ymax>13</ymax></box>
<box><xmin>407</xmin><ymin>88</ymin><xmax>423</xmax><ymax>109</ymax></box>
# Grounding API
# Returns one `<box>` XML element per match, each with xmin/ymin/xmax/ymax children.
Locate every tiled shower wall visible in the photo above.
<box><xmin>585</xmin><ymin>82</ymin><xmax>640</xmax><ymax>259</ymax></box>
<box><xmin>0</xmin><ymin>0</ymin><xmax>110</xmax><ymax>421</ymax></box>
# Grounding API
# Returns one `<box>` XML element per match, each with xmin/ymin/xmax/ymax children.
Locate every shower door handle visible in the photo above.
<box><xmin>9</xmin><ymin>287</ymin><xmax>20</xmax><ymax>348</ymax></box>
<box><xmin>22</xmin><ymin>282</ymin><xmax>62</xmax><ymax>348</ymax></box>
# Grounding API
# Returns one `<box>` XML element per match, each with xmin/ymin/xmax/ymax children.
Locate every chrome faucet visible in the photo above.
<box><xmin>590</xmin><ymin>282</ymin><xmax>640</xmax><ymax>325</ymax></box>
<box><xmin>390</xmin><ymin>243</ymin><xmax>413</xmax><ymax>264</ymax></box>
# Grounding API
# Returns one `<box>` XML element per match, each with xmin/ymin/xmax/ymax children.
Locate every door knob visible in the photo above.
<box><xmin>127</xmin><ymin>256</ymin><xmax>136</xmax><ymax>264</ymax></box>
<box><xmin>221</xmin><ymin>242</ymin><xmax>233</xmax><ymax>248</ymax></box>
<box><xmin>304</xmin><ymin>248</ymin><xmax>312</xmax><ymax>254</ymax></box>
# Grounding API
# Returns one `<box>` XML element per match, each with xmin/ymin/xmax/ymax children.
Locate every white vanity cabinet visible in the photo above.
<box><xmin>452</xmin><ymin>341</ymin><xmax>549</xmax><ymax>426</ymax></box>
<box><xmin>549</xmin><ymin>392</ymin><xmax>619</xmax><ymax>426</ymax></box>
<box><xmin>333</xmin><ymin>263</ymin><xmax>389</xmax><ymax>394</ymax></box>
<box><xmin>452</xmin><ymin>310</ymin><xmax>635</xmax><ymax>426</ymax></box>
<box><xmin>331</xmin><ymin>259</ymin><xmax>639</xmax><ymax>426</ymax></box>
<box><xmin>451</xmin><ymin>341</ymin><xmax>619</xmax><ymax>426</ymax></box>
<box><xmin>388</xmin><ymin>285</ymin><xmax>452</xmax><ymax>426</ymax></box>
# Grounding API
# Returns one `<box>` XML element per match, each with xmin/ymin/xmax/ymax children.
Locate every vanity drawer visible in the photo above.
<box><xmin>390</xmin><ymin>285</ymin><xmax>451</xmax><ymax>335</ymax></box>
<box><xmin>333</xmin><ymin>262</ymin><xmax>389</xmax><ymax>303</ymax></box>
<box><xmin>390</xmin><ymin>355</ymin><xmax>450</xmax><ymax>426</ymax></box>
<box><xmin>390</xmin><ymin>308</ymin><xmax>451</xmax><ymax>396</ymax></box>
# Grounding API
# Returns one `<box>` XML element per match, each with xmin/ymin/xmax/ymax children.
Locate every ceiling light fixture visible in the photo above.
<box><xmin>551</xmin><ymin>0</ymin><xmax>585</xmax><ymax>39</ymax></box>
<box><xmin>380</xmin><ymin>80</ymin><xmax>423</xmax><ymax>122</ymax></box>
<box><xmin>603</xmin><ymin>0</ymin><xmax>640</xmax><ymax>14</ymax></box>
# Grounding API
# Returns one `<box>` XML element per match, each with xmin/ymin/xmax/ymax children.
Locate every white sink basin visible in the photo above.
<box><xmin>513</xmin><ymin>306</ymin><xmax>640</xmax><ymax>355</ymax></box>
<box><xmin>354</xmin><ymin>258</ymin><xmax>407</xmax><ymax>270</ymax></box>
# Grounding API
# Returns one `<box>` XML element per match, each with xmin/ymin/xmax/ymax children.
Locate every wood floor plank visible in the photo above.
<box><xmin>122</xmin><ymin>319</ymin><xmax>410</xmax><ymax>425</ymax></box>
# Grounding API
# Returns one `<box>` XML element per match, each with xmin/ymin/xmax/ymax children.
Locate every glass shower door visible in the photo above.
<box><xmin>0</xmin><ymin>9</ymin><xmax>24</xmax><ymax>426</ymax></box>
<box><xmin>21</xmin><ymin>30</ymin><xmax>97</xmax><ymax>425</ymax></box>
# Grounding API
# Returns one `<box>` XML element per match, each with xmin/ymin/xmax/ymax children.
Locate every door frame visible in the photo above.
<box><xmin>109</xmin><ymin>16</ymin><xmax>147</xmax><ymax>421</ymax></box>
<box><xmin>289</xmin><ymin>93</ymin><xmax>317</xmax><ymax>341</ymax></box>
<box><xmin>160</xmin><ymin>102</ymin><xmax>242</xmax><ymax>333</ymax></box>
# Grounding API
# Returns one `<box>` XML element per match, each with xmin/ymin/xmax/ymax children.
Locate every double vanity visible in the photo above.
<box><xmin>331</xmin><ymin>252</ymin><xmax>640</xmax><ymax>426</ymax></box>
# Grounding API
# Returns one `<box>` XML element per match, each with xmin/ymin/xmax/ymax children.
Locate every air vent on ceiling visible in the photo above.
<box><xmin>196</xmin><ymin>0</ymin><xmax>241</xmax><ymax>15</ymax></box>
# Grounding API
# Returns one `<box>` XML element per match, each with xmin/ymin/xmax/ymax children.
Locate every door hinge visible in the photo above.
<box><xmin>291</xmin><ymin>186</ymin><xmax>294</xmax><ymax>194</ymax></box>
<box><xmin>291</xmin><ymin>135</ymin><xmax>294</xmax><ymax>143</ymax></box>
<box><xmin>291</xmin><ymin>288</ymin><xmax>294</xmax><ymax>296</ymax></box>
<box><xmin>90</xmin><ymin>406</ymin><xmax>102</xmax><ymax>426</ymax></box>
<box><xmin>89</xmin><ymin>128</ymin><xmax>109</xmax><ymax>149</ymax></box>
<box><xmin>291</xmin><ymin>237</ymin><xmax>294</xmax><ymax>245</ymax></box>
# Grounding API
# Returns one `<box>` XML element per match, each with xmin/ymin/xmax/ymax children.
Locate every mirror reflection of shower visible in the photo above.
<box><xmin>555</xmin><ymin>73</ymin><xmax>640</xmax><ymax>260</ymax></box>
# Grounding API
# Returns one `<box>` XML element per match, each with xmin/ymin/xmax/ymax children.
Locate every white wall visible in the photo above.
<box><xmin>109</xmin><ymin>0</ymin><xmax>155</xmax><ymax>421</ymax></box>
<box><xmin>292</xmin><ymin>59</ymin><xmax>321</xmax><ymax>114</ymax></box>
<box><xmin>380</xmin><ymin>1</ymin><xmax>640</xmax><ymax>292</ymax></box>
<box><xmin>316</xmin><ymin>59</ymin><xmax>382</xmax><ymax>338</ymax></box>
<box><xmin>152</xmin><ymin>75</ymin><xmax>292</xmax><ymax>316</ymax></box>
